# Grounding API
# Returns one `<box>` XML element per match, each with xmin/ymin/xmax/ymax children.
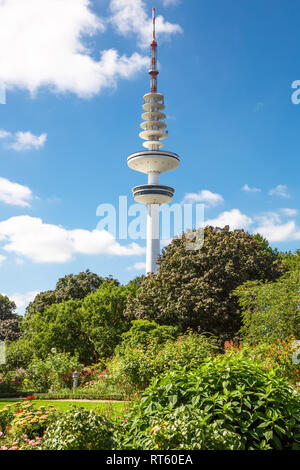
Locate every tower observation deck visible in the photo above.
<box><xmin>127</xmin><ymin>7</ymin><xmax>180</xmax><ymax>274</ymax></box>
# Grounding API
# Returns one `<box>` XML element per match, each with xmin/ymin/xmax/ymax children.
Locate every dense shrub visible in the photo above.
<box><xmin>9</xmin><ymin>401</ymin><xmax>59</xmax><ymax>440</ymax></box>
<box><xmin>118</xmin><ymin>320</ymin><xmax>179</xmax><ymax>353</ymax></box>
<box><xmin>117</xmin><ymin>355</ymin><xmax>300</xmax><ymax>450</ymax></box>
<box><xmin>225</xmin><ymin>337</ymin><xmax>300</xmax><ymax>384</ymax></box>
<box><xmin>26</xmin><ymin>350</ymin><xmax>83</xmax><ymax>393</ymax></box>
<box><xmin>110</xmin><ymin>330</ymin><xmax>218</xmax><ymax>391</ymax></box>
<box><xmin>42</xmin><ymin>406</ymin><xmax>115</xmax><ymax>450</ymax></box>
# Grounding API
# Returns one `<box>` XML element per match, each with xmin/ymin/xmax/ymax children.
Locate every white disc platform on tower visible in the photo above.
<box><xmin>127</xmin><ymin>150</ymin><xmax>180</xmax><ymax>174</ymax></box>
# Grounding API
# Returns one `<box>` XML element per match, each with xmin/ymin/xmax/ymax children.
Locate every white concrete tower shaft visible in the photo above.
<box><xmin>127</xmin><ymin>7</ymin><xmax>180</xmax><ymax>275</ymax></box>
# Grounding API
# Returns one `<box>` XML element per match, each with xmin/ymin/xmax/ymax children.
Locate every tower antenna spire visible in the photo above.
<box><xmin>149</xmin><ymin>7</ymin><xmax>158</xmax><ymax>93</ymax></box>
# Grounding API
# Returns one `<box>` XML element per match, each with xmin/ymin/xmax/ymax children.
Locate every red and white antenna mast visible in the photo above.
<box><xmin>149</xmin><ymin>7</ymin><xmax>159</xmax><ymax>93</ymax></box>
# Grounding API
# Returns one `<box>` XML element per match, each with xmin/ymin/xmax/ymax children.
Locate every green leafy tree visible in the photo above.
<box><xmin>119</xmin><ymin>320</ymin><xmax>179</xmax><ymax>352</ymax></box>
<box><xmin>79</xmin><ymin>282</ymin><xmax>137</xmax><ymax>359</ymax></box>
<box><xmin>125</xmin><ymin>227</ymin><xmax>284</xmax><ymax>342</ymax></box>
<box><xmin>235</xmin><ymin>251</ymin><xmax>300</xmax><ymax>343</ymax></box>
<box><xmin>22</xmin><ymin>281</ymin><xmax>138</xmax><ymax>364</ymax></box>
<box><xmin>25</xmin><ymin>270</ymin><xmax>119</xmax><ymax>317</ymax></box>
<box><xmin>0</xmin><ymin>294</ymin><xmax>21</xmax><ymax>341</ymax></box>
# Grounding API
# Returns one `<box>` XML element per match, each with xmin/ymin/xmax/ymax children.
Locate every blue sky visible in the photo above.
<box><xmin>0</xmin><ymin>0</ymin><xmax>299</xmax><ymax>313</ymax></box>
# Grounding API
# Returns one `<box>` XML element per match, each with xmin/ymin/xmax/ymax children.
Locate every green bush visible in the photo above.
<box><xmin>111</xmin><ymin>330</ymin><xmax>218</xmax><ymax>391</ymax></box>
<box><xmin>117</xmin><ymin>355</ymin><xmax>300</xmax><ymax>450</ymax></box>
<box><xmin>42</xmin><ymin>406</ymin><xmax>115</xmax><ymax>450</ymax></box>
<box><xmin>118</xmin><ymin>320</ymin><xmax>179</xmax><ymax>353</ymax></box>
<box><xmin>27</xmin><ymin>350</ymin><xmax>83</xmax><ymax>393</ymax></box>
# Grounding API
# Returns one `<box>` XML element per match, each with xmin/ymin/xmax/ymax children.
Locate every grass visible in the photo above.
<box><xmin>0</xmin><ymin>399</ymin><xmax>130</xmax><ymax>415</ymax></box>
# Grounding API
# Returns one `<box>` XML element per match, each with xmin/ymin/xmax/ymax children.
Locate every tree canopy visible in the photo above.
<box><xmin>22</xmin><ymin>281</ymin><xmax>138</xmax><ymax>364</ymax></box>
<box><xmin>125</xmin><ymin>227</ymin><xmax>284</xmax><ymax>342</ymax></box>
<box><xmin>235</xmin><ymin>250</ymin><xmax>300</xmax><ymax>343</ymax></box>
<box><xmin>25</xmin><ymin>270</ymin><xmax>119</xmax><ymax>317</ymax></box>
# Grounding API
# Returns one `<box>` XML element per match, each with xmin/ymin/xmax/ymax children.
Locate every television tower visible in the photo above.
<box><xmin>127</xmin><ymin>7</ymin><xmax>180</xmax><ymax>274</ymax></box>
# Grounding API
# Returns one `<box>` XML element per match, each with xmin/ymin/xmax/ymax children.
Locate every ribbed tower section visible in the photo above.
<box><xmin>127</xmin><ymin>8</ymin><xmax>180</xmax><ymax>275</ymax></box>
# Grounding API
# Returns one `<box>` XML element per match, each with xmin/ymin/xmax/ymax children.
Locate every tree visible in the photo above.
<box><xmin>235</xmin><ymin>251</ymin><xmax>300</xmax><ymax>343</ymax></box>
<box><xmin>125</xmin><ymin>227</ymin><xmax>284</xmax><ymax>342</ymax></box>
<box><xmin>22</xmin><ymin>281</ymin><xmax>139</xmax><ymax>364</ymax></box>
<box><xmin>25</xmin><ymin>270</ymin><xmax>119</xmax><ymax>316</ymax></box>
<box><xmin>0</xmin><ymin>294</ymin><xmax>21</xmax><ymax>341</ymax></box>
<box><xmin>80</xmin><ymin>282</ymin><xmax>138</xmax><ymax>359</ymax></box>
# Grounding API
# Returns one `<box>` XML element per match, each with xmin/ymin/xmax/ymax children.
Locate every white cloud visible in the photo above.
<box><xmin>255</xmin><ymin>219</ymin><xmax>298</xmax><ymax>243</ymax></box>
<box><xmin>0</xmin><ymin>177</ymin><xmax>33</xmax><ymax>207</ymax></box>
<box><xmin>0</xmin><ymin>0</ymin><xmax>148</xmax><ymax>97</ymax></box>
<box><xmin>269</xmin><ymin>185</ymin><xmax>291</xmax><ymax>198</ymax></box>
<box><xmin>280</xmin><ymin>208</ymin><xmax>298</xmax><ymax>217</ymax></box>
<box><xmin>0</xmin><ymin>216</ymin><xmax>145</xmax><ymax>264</ymax></box>
<box><xmin>9</xmin><ymin>131</ymin><xmax>47</xmax><ymax>151</ymax></box>
<box><xmin>109</xmin><ymin>0</ymin><xmax>182</xmax><ymax>47</ymax></box>
<box><xmin>205</xmin><ymin>209</ymin><xmax>253</xmax><ymax>230</ymax></box>
<box><xmin>1</xmin><ymin>290</ymin><xmax>39</xmax><ymax>315</ymax></box>
<box><xmin>242</xmin><ymin>184</ymin><xmax>261</xmax><ymax>193</ymax></box>
<box><xmin>0</xmin><ymin>254</ymin><xmax>6</xmax><ymax>266</ymax></box>
<box><xmin>0</xmin><ymin>129</ymin><xmax>47</xmax><ymax>151</ymax></box>
<box><xmin>127</xmin><ymin>261</ymin><xmax>146</xmax><ymax>271</ymax></box>
<box><xmin>182</xmin><ymin>190</ymin><xmax>224</xmax><ymax>208</ymax></box>
<box><xmin>253</xmin><ymin>212</ymin><xmax>300</xmax><ymax>242</ymax></box>
<box><xmin>0</xmin><ymin>129</ymin><xmax>11</xmax><ymax>139</ymax></box>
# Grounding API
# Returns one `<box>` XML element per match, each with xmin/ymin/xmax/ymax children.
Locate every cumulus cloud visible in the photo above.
<box><xmin>0</xmin><ymin>0</ymin><xmax>148</xmax><ymax>97</ymax></box>
<box><xmin>253</xmin><ymin>212</ymin><xmax>300</xmax><ymax>242</ymax></box>
<box><xmin>0</xmin><ymin>177</ymin><xmax>33</xmax><ymax>207</ymax></box>
<box><xmin>242</xmin><ymin>184</ymin><xmax>261</xmax><ymax>193</ymax></box>
<box><xmin>127</xmin><ymin>261</ymin><xmax>146</xmax><ymax>271</ymax></box>
<box><xmin>269</xmin><ymin>185</ymin><xmax>291</xmax><ymax>199</ymax></box>
<box><xmin>205</xmin><ymin>209</ymin><xmax>253</xmax><ymax>230</ymax></box>
<box><xmin>0</xmin><ymin>216</ymin><xmax>145</xmax><ymax>264</ymax></box>
<box><xmin>109</xmin><ymin>0</ymin><xmax>182</xmax><ymax>47</ymax></box>
<box><xmin>182</xmin><ymin>190</ymin><xmax>224</xmax><ymax>208</ymax></box>
<box><xmin>280</xmin><ymin>208</ymin><xmax>298</xmax><ymax>217</ymax></box>
<box><xmin>9</xmin><ymin>132</ymin><xmax>47</xmax><ymax>151</ymax></box>
<box><xmin>0</xmin><ymin>129</ymin><xmax>47</xmax><ymax>151</ymax></box>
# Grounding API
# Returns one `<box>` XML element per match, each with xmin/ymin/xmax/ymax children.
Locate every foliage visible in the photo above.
<box><xmin>23</xmin><ymin>281</ymin><xmax>136</xmax><ymax>364</ymax></box>
<box><xmin>227</xmin><ymin>337</ymin><xmax>300</xmax><ymax>384</ymax></box>
<box><xmin>25</xmin><ymin>270</ymin><xmax>119</xmax><ymax>317</ymax></box>
<box><xmin>125</xmin><ymin>227</ymin><xmax>283</xmax><ymax>342</ymax></box>
<box><xmin>42</xmin><ymin>406</ymin><xmax>115</xmax><ymax>450</ymax></box>
<box><xmin>0</xmin><ymin>294</ymin><xmax>21</xmax><ymax>341</ymax></box>
<box><xmin>235</xmin><ymin>262</ymin><xmax>300</xmax><ymax>344</ymax></box>
<box><xmin>9</xmin><ymin>401</ymin><xmax>59</xmax><ymax>440</ymax></box>
<box><xmin>79</xmin><ymin>282</ymin><xmax>136</xmax><ymax>359</ymax></box>
<box><xmin>117</xmin><ymin>355</ymin><xmax>300</xmax><ymax>450</ymax></box>
<box><xmin>110</xmin><ymin>330</ymin><xmax>218</xmax><ymax>391</ymax></box>
<box><xmin>118</xmin><ymin>320</ymin><xmax>179</xmax><ymax>353</ymax></box>
<box><xmin>26</xmin><ymin>350</ymin><xmax>83</xmax><ymax>393</ymax></box>
<box><xmin>1</xmin><ymin>338</ymin><xmax>34</xmax><ymax>371</ymax></box>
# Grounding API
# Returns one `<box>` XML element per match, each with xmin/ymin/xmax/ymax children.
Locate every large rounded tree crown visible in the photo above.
<box><xmin>125</xmin><ymin>226</ymin><xmax>284</xmax><ymax>342</ymax></box>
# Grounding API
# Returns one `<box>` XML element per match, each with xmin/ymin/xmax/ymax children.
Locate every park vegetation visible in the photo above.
<box><xmin>0</xmin><ymin>227</ymin><xmax>299</xmax><ymax>450</ymax></box>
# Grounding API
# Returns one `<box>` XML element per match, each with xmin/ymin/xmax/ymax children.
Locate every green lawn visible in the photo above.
<box><xmin>0</xmin><ymin>399</ymin><xmax>130</xmax><ymax>415</ymax></box>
